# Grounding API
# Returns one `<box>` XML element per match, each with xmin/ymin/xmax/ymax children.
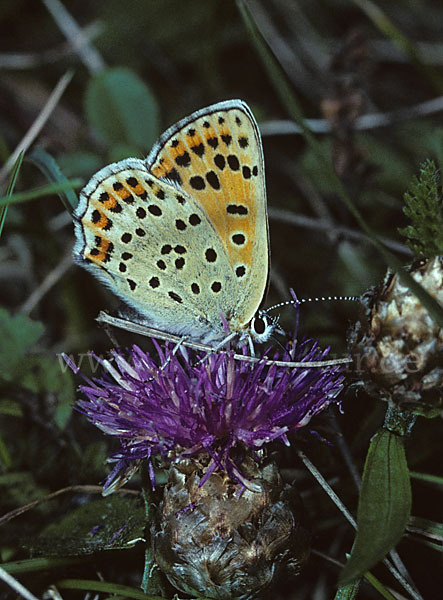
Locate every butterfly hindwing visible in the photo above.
<box><xmin>74</xmin><ymin>159</ymin><xmax>240</xmax><ymax>343</ymax></box>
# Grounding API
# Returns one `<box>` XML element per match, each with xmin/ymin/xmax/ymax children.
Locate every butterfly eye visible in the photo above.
<box><xmin>250</xmin><ymin>313</ymin><xmax>275</xmax><ymax>343</ymax></box>
<box><xmin>253</xmin><ymin>315</ymin><xmax>266</xmax><ymax>335</ymax></box>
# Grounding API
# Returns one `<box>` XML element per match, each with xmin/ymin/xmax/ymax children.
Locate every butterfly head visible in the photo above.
<box><xmin>248</xmin><ymin>310</ymin><xmax>278</xmax><ymax>344</ymax></box>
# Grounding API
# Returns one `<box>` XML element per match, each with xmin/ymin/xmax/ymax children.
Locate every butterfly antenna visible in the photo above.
<box><xmin>264</xmin><ymin>295</ymin><xmax>361</xmax><ymax>314</ymax></box>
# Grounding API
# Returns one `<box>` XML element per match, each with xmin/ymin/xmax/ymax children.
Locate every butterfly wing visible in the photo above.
<box><xmin>146</xmin><ymin>99</ymin><xmax>269</xmax><ymax>334</ymax></box>
<box><xmin>74</xmin><ymin>158</ymin><xmax>237</xmax><ymax>344</ymax></box>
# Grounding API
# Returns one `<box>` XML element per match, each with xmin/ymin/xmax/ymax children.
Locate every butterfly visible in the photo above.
<box><xmin>73</xmin><ymin>100</ymin><xmax>277</xmax><ymax>351</ymax></box>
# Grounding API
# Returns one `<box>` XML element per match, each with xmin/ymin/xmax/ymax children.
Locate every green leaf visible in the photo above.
<box><xmin>0</xmin><ymin>308</ymin><xmax>44</xmax><ymax>382</ymax></box>
<box><xmin>57</xmin><ymin>578</ymin><xmax>165</xmax><ymax>600</ymax></box>
<box><xmin>363</xmin><ymin>571</ymin><xmax>403</xmax><ymax>600</ymax></box>
<box><xmin>28</xmin><ymin>495</ymin><xmax>145</xmax><ymax>557</ymax></box>
<box><xmin>108</xmin><ymin>143</ymin><xmax>143</xmax><ymax>163</ymax></box>
<box><xmin>0</xmin><ymin>398</ymin><xmax>23</xmax><ymax>417</ymax></box>
<box><xmin>398</xmin><ymin>159</ymin><xmax>443</xmax><ymax>257</ymax></box>
<box><xmin>0</xmin><ymin>309</ymin><xmax>74</xmax><ymax>427</ymax></box>
<box><xmin>1</xmin><ymin>557</ymin><xmax>87</xmax><ymax>575</ymax></box>
<box><xmin>20</xmin><ymin>355</ymin><xmax>74</xmax><ymax>430</ymax></box>
<box><xmin>339</xmin><ymin>429</ymin><xmax>411</xmax><ymax>584</ymax></box>
<box><xmin>56</xmin><ymin>151</ymin><xmax>104</xmax><ymax>179</ymax></box>
<box><xmin>408</xmin><ymin>515</ymin><xmax>443</xmax><ymax>549</ymax></box>
<box><xmin>409</xmin><ymin>471</ymin><xmax>443</xmax><ymax>486</ymax></box>
<box><xmin>28</xmin><ymin>148</ymin><xmax>80</xmax><ymax>212</ymax></box>
<box><xmin>85</xmin><ymin>67</ymin><xmax>159</xmax><ymax>152</ymax></box>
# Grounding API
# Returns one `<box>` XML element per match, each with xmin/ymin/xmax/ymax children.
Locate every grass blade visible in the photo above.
<box><xmin>0</xmin><ymin>151</ymin><xmax>24</xmax><ymax>239</ymax></box>
<box><xmin>0</xmin><ymin>179</ymin><xmax>82</xmax><ymax>208</ymax></box>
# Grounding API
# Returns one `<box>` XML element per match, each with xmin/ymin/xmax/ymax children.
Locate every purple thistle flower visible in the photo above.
<box><xmin>68</xmin><ymin>338</ymin><xmax>345</xmax><ymax>492</ymax></box>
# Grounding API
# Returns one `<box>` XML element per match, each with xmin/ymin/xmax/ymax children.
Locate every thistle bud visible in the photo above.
<box><xmin>349</xmin><ymin>256</ymin><xmax>443</xmax><ymax>412</ymax></box>
<box><xmin>153</xmin><ymin>455</ymin><xmax>310</xmax><ymax>599</ymax></box>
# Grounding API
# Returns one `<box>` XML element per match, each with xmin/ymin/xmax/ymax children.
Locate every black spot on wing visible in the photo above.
<box><xmin>190</xmin><ymin>176</ymin><xmax>205</xmax><ymax>190</ymax></box>
<box><xmin>205</xmin><ymin>248</ymin><xmax>217</xmax><ymax>262</ymax></box>
<box><xmin>227</xmin><ymin>155</ymin><xmax>240</xmax><ymax>171</ymax></box>
<box><xmin>207</xmin><ymin>136</ymin><xmax>218</xmax><ymax>149</ymax></box>
<box><xmin>164</xmin><ymin>168</ymin><xmax>183</xmax><ymax>185</ymax></box>
<box><xmin>214</xmin><ymin>154</ymin><xmax>225</xmax><ymax>170</ymax></box>
<box><xmin>148</xmin><ymin>204</ymin><xmax>162</xmax><ymax>216</ymax></box>
<box><xmin>189</xmin><ymin>214</ymin><xmax>201</xmax><ymax>226</ymax></box>
<box><xmin>175</xmin><ymin>151</ymin><xmax>191</xmax><ymax>167</ymax></box>
<box><xmin>169</xmin><ymin>291</ymin><xmax>183</xmax><ymax>303</ymax></box>
<box><xmin>190</xmin><ymin>143</ymin><xmax>205</xmax><ymax>157</ymax></box>
<box><xmin>227</xmin><ymin>204</ymin><xmax>248</xmax><ymax>215</ymax></box>
<box><xmin>206</xmin><ymin>171</ymin><xmax>220</xmax><ymax>190</ymax></box>
<box><xmin>232</xmin><ymin>233</ymin><xmax>246</xmax><ymax>246</ymax></box>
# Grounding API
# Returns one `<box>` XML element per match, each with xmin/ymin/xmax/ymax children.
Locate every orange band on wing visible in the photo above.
<box><xmin>86</xmin><ymin>237</ymin><xmax>114</xmax><ymax>263</ymax></box>
<box><xmin>114</xmin><ymin>188</ymin><xmax>133</xmax><ymax>202</ymax></box>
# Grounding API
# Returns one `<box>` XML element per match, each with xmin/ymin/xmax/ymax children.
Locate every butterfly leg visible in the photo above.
<box><xmin>196</xmin><ymin>330</ymin><xmax>239</xmax><ymax>365</ymax></box>
<box><xmin>247</xmin><ymin>334</ymin><xmax>256</xmax><ymax>358</ymax></box>
<box><xmin>141</xmin><ymin>335</ymin><xmax>190</xmax><ymax>383</ymax></box>
<box><xmin>158</xmin><ymin>335</ymin><xmax>189</xmax><ymax>373</ymax></box>
<box><xmin>101</xmin><ymin>318</ymin><xmax>121</xmax><ymax>348</ymax></box>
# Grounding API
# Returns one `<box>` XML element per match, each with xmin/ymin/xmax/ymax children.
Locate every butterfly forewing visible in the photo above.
<box><xmin>146</xmin><ymin>100</ymin><xmax>269</xmax><ymax>331</ymax></box>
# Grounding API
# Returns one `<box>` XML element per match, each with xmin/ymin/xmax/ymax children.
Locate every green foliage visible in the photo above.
<box><xmin>0</xmin><ymin>471</ymin><xmax>51</xmax><ymax>515</ymax></box>
<box><xmin>408</xmin><ymin>517</ymin><xmax>443</xmax><ymax>552</ymax></box>
<box><xmin>57</xmin><ymin>578</ymin><xmax>164</xmax><ymax>600</ymax></box>
<box><xmin>28</xmin><ymin>495</ymin><xmax>145</xmax><ymax>556</ymax></box>
<box><xmin>398</xmin><ymin>159</ymin><xmax>443</xmax><ymax>257</ymax></box>
<box><xmin>339</xmin><ymin>430</ymin><xmax>411</xmax><ymax>584</ymax></box>
<box><xmin>28</xmin><ymin>148</ymin><xmax>80</xmax><ymax>212</ymax></box>
<box><xmin>0</xmin><ymin>308</ymin><xmax>45</xmax><ymax>382</ymax></box>
<box><xmin>56</xmin><ymin>151</ymin><xmax>103</xmax><ymax>179</ymax></box>
<box><xmin>21</xmin><ymin>355</ymin><xmax>74</xmax><ymax>430</ymax></box>
<box><xmin>0</xmin><ymin>308</ymin><xmax>74</xmax><ymax>430</ymax></box>
<box><xmin>0</xmin><ymin>180</ymin><xmax>82</xmax><ymax>209</ymax></box>
<box><xmin>85</xmin><ymin>68</ymin><xmax>160</xmax><ymax>154</ymax></box>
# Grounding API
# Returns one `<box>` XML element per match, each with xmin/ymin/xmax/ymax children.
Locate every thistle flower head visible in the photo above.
<box><xmin>349</xmin><ymin>256</ymin><xmax>443</xmax><ymax>413</ymax></box>
<box><xmin>71</xmin><ymin>337</ymin><xmax>345</xmax><ymax>492</ymax></box>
